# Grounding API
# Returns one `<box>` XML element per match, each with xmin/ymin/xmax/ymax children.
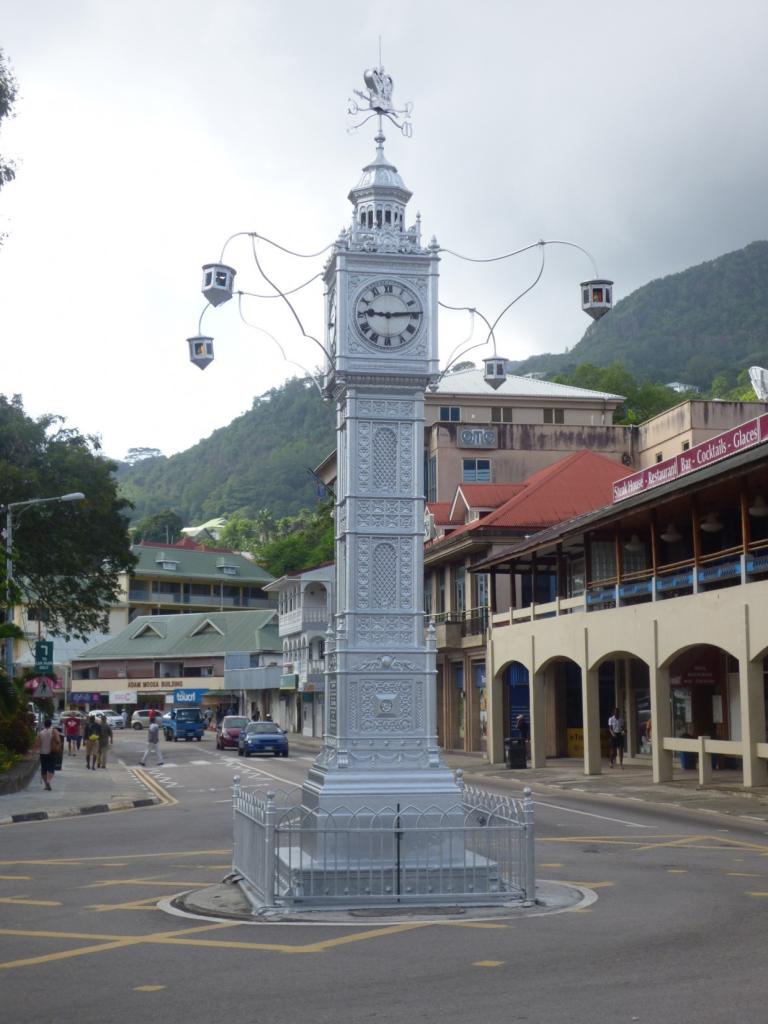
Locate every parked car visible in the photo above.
<box><xmin>131</xmin><ymin>709</ymin><xmax>162</xmax><ymax>730</ymax></box>
<box><xmin>237</xmin><ymin>721</ymin><xmax>289</xmax><ymax>758</ymax></box>
<box><xmin>87</xmin><ymin>709</ymin><xmax>124</xmax><ymax>730</ymax></box>
<box><xmin>216</xmin><ymin>716</ymin><xmax>249</xmax><ymax>750</ymax></box>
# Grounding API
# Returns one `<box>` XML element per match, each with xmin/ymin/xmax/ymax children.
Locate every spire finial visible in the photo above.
<box><xmin>347</xmin><ymin>64</ymin><xmax>413</xmax><ymax>137</ymax></box>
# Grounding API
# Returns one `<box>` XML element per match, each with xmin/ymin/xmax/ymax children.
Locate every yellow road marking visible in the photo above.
<box><xmin>83</xmin><ymin>879</ymin><xmax>213</xmax><ymax>889</ymax></box>
<box><xmin>131</xmin><ymin>768</ymin><xmax>178</xmax><ymax>807</ymax></box>
<box><xmin>569</xmin><ymin>908</ymin><xmax>593</xmax><ymax>913</ymax></box>
<box><xmin>0</xmin><ymin>920</ymin><xmax>432</xmax><ymax>966</ymax></box>
<box><xmin>98</xmin><ymin>863</ymin><xmax>128</xmax><ymax>868</ymax></box>
<box><xmin>0</xmin><ymin>849</ymin><xmax>230</xmax><ymax>867</ymax></box>
<box><xmin>0</xmin><ymin>875</ymin><xmax>31</xmax><ymax>880</ymax></box>
<box><xmin>88</xmin><ymin>897</ymin><xmax>162</xmax><ymax>913</ymax></box>
<box><xmin>440</xmin><ymin>922</ymin><xmax>507</xmax><ymax>929</ymax></box>
<box><xmin>727</xmin><ymin>872</ymin><xmax>761</xmax><ymax>877</ymax></box>
<box><xmin>0</xmin><ymin>922</ymin><xmax>237</xmax><ymax>971</ymax></box>
<box><xmin>473</xmin><ymin>960</ymin><xmax>505</xmax><ymax>967</ymax></box>
<box><xmin>540</xmin><ymin>863</ymin><xmax>563</xmax><ymax>868</ymax></box>
<box><xmin>300</xmin><ymin>921</ymin><xmax>432</xmax><ymax>952</ymax></box>
<box><xmin>747</xmin><ymin>891</ymin><xmax>768</xmax><ymax>897</ymax></box>
<box><xmin>667</xmin><ymin>869</ymin><xmax>687</xmax><ymax>874</ymax></box>
<box><xmin>0</xmin><ymin>897</ymin><xmax>61</xmax><ymax>907</ymax></box>
<box><xmin>135</xmin><ymin>985</ymin><xmax>166</xmax><ymax>992</ymax></box>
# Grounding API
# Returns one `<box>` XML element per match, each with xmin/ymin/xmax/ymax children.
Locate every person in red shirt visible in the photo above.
<box><xmin>63</xmin><ymin>713</ymin><xmax>81</xmax><ymax>756</ymax></box>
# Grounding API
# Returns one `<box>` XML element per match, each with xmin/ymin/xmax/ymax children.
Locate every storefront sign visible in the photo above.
<box><xmin>457</xmin><ymin>427</ymin><xmax>497</xmax><ymax>449</ymax></box>
<box><xmin>71</xmin><ymin>692</ymin><xmax>105</xmax><ymax>703</ymax></box>
<box><xmin>613</xmin><ymin>413</ymin><xmax>768</xmax><ymax>503</ymax></box>
<box><xmin>111</xmin><ymin>691</ymin><xmax>137</xmax><ymax>704</ymax></box>
<box><xmin>173</xmin><ymin>688</ymin><xmax>208</xmax><ymax>704</ymax></box>
<box><xmin>280</xmin><ymin>673</ymin><xmax>298</xmax><ymax>690</ymax></box>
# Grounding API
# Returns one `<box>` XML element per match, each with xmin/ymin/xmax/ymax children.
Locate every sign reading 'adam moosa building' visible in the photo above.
<box><xmin>613</xmin><ymin>414</ymin><xmax>768</xmax><ymax>503</ymax></box>
<box><xmin>118</xmin><ymin>678</ymin><xmax>225</xmax><ymax>691</ymax></box>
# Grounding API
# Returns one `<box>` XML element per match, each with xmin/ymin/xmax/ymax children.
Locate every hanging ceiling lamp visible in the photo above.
<box><xmin>748</xmin><ymin>495</ymin><xmax>768</xmax><ymax>518</ymax></box>
<box><xmin>699</xmin><ymin>511</ymin><xmax>723</xmax><ymax>533</ymax></box>
<box><xmin>660</xmin><ymin>523</ymin><xmax>682</xmax><ymax>543</ymax></box>
<box><xmin>624</xmin><ymin>533</ymin><xmax>644</xmax><ymax>553</ymax></box>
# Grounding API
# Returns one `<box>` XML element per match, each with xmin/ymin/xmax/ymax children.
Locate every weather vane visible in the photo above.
<box><xmin>347</xmin><ymin>65</ymin><xmax>413</xmax><ymax>136</ymax></box>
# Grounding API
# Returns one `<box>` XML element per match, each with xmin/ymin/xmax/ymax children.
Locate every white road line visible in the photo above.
<box><xmin>534</xmin><ymin>800</ymin><xmax>653</xmax><ymax>829</ymax></box>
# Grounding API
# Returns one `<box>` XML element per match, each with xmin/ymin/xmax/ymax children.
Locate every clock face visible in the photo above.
<box><xmin>354</xmin><ymin>279</ymin><xmax>424</xmax><ymax>349</ymax></box>
<box><xmin>327</xmin><ymin>286</ymin><xmax>337</xmax><ymax>357</ymax></box>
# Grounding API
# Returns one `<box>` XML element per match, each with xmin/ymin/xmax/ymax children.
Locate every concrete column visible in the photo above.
<box><xmin>650</xmin><ymin>654</ymin><xmax>673</xmax><ymax>783</ymax></box>
<box><xmin>738</xmin><ymin>605</ymin><xmax>768</xmax><ymax>788</ymax></box>
<box><xmin>530</xmin><ymin>667</ymin><xmax>547</xmax><ymax>768</ymax></box>
<box><xmin>623</xmin><ymin>658</ymin><xmax>637</xmax><ymax>759</ymax></box>
<box><xmin>582</xmin><ymin>664</ymin><xmax>602</xmax><ymax>775</ymax></box>
<box><xmin>486</xmin><ymin>643</ymin><xmax>505</xmax><ymax>766</ymax></box>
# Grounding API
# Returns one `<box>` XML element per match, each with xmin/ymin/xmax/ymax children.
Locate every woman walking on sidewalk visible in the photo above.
<box><xmin>85</xmin><ymin>718</ymin><xmax>100</xmax><ymax>769</ymax></box>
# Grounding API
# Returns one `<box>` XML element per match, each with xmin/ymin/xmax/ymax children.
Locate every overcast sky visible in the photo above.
<box><xmin>2</xmin><ymin>0</ymin><xmax>766</xmax><ymax>461</ymax></box>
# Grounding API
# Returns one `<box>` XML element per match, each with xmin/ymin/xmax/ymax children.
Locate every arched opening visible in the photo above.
<box><xmin>665</xmin><ymin>643</ymin><xmax>740</xmax><ymax>772</ymax></box>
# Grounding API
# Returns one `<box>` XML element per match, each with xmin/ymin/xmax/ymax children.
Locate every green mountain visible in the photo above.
<box><xmin>511</xmin><ymin>241</ymin><xmax>768</xmax><ymax>386</ymax></box>
<box><xmin>117</xmin><ymin>377</ymin><xmax>335</xmax><ymax>525</ymax></box>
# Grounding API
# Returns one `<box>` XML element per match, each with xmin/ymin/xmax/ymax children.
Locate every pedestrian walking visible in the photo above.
<box><xmin>608</xmin><ymin>706</ymin><xmax>625</xmax><ymax>768</ymax></box>
<box><xmin>139</xmin><ymin>717</ymin><xmax>164</xmax><ymax>766</ymax></box>
<box><xmin>85</xmin><ymin>716</ymin><xmax>100</xmax><ymax>769</ymax></box>
<box><xmin>96</xmin><ymin>715</ymin><xmax>113</xmax><ymax>768</ymax></box>
<box><xmin>122</xmin><ymin>709</ymin><xmax>129</xmax><ymax>730</ymax></box>
<box><xmin>251</xmin><ymin>709</ymin><xmax>261</xmax><ymax>722</ymax></box>
<box><xmin>63</xmin><ymin>713</ymin><xmax>80</xmax><ymax>756</ymax></box>
<box><xmin>36</xmin><ymin>718</ymin><xmax>61</xmax><ymax>791</ymax></box>
<box><xmin>515</xmin><ymin>713</ymin><xmax>530</xmax><ymax>759</ymax></box>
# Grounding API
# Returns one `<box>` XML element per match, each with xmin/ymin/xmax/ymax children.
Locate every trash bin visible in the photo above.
<box><xmin>504</xmin><ymin>736</ymin><xmax>527</xmax><ymax>769</ymax></box>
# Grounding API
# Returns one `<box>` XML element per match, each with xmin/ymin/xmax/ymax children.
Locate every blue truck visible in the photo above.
<box><xmin>163</xmin><ymin>707</ymin><xmax>205</xmax><ymax>742</ymax></box>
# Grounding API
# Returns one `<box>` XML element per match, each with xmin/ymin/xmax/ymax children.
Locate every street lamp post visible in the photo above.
<box><xmin>2</xmin><ymin>492</ymin><xmax>85</xmax><ymax>685</ymax></box>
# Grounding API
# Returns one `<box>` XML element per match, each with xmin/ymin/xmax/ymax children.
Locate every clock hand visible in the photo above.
<box><xmin>367</xmin><ymin>310</ymin><xmax>419</xmax><ymax>318</ymax></box>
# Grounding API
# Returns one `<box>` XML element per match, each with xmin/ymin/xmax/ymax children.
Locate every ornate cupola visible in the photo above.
<box><xmin>347</xmin><ymin>131</ymin><xmax>422</xmax><ymax>253</ymax></box>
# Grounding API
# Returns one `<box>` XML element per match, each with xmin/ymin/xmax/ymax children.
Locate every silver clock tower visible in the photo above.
<box><xmin>302</xmin><ymin>70</ymin><xmax>459</xmax><ymax>816</ymax></box>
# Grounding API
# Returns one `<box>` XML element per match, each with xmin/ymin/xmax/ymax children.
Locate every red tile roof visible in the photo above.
<box><xmin>428</xmin><ymin>451</ymin><xmax>626</xmax><ymax>546</ymax></box>
<box><xmin>426</xmin><ymin>502</ymin><xmax>455</xmax><ymax>526</ymax></box>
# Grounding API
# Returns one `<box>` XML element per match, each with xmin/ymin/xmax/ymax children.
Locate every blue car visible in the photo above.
<box><xmin>238</xmin><ymin>722</ymin><xmax>289</xmax><ymax>758</ymax></box>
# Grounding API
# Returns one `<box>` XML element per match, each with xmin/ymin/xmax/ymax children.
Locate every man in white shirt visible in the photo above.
<box><xmin>608</xmin><ymin>707</ymin><xmax>625</xmax><ymax>768</ymax></box>
<box><xmin>139</xmin><ymin>719</ymin><xmax>165</xmax><ymax>766</ymax></box>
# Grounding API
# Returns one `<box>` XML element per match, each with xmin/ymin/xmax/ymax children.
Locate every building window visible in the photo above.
<box><xmin>655</xmin><ymin>452</ymin><xmax>663</xmax><ymax>463</ymax></box>
<box><xmin>462</xmin><ymin>458</ymin><xmax>491</xmax><ymax>483</ymax></box>
<box><xmin>426</xmin><ymin>454</ymin><xmax>437</xmax><ymax>503</ymax></box>
<box><xmin>476</xmin><ymin>573</ymin><xmax>489</xmax><ymax>609</ymax></box>
<box><xmin>438</xmin><ymin>570</ymin><xmax>446</xmax><ymax>614</ymax></box>
<box><xmin>454</xmin><ymin>567</ymin><xmax>466</xmax><ymax>613</ymax></box>
<box><xmin>439</xmin><ymin>406</ymin><xmax>460</xmax><ymax>422</ymax></box>
<box><xmin>682</xmin><ymin>441</ymin><xmax>690</xmax><ymax>451</ymax></box>
<box><xmin>491</xmin><ymin>407</ymin><xmax>513</xmax><ymax>423</ymax></box>
<box><xmin>543</xmin><ymin>408</ymin><xmax>565</xmax><ymax>424</ymax></box>
<box><xmin>424</xmin><ymin>582</ymin><xmax>433</xmax><ymax>619</ymax></box>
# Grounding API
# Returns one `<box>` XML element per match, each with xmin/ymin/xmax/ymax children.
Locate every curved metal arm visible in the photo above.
<box><xmin>237</xmin><ymin>294</ymin><xmax>325</xmax><ymax>399</ymax></box>
<box><xmin>249</xmin><ymin>236</ymin><xmax>332</xmax><ymax>364</ymax></box>
<box><xmin>220</xmin><ymin>230</ymin><xmax>333</xmax><ymax>264</ymax></box>
<box><xmin>485</xmin><ymin>242</ymin><xmax>546</xmax><ymax>352</ymax></box>
<box><xmin>440</xmin><ymin>237</ymin><xmax>599</xmax><ymax>278</ymax></box>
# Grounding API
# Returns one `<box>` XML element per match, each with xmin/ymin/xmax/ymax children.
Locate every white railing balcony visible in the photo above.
<box><xmin>278</xmin><ymin>606</ymin><xmax>329</xmax><ymax>637</ymax></box>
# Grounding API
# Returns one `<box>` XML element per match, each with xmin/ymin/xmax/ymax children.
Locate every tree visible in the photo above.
<box><xmin>0</xmin><ymin>49</ymin><xmax>17</xmax><ymax>194</ymax></box>
<box><xmin>124</xmin><ymin>447</ymin><xmax>164</xmax><ymax>465</ymax></box>
<box><xmin>550</xmin><ymin>362</ymin><xmax>681</xmax><ymax>425</ymax></box>
<box><xmin>255</xmin><ymin>499</ymin><xmax>334</xmax><ymax>576</ymax></box>
<box><xmin>0</xmin><ymin>394</ymin><xmax>135</xmax><ymax>642</ymax></box>
<box><xmin>131</xmin><ymin>509</ymin><xmax>183</xmax><ymax>544</ymax></box>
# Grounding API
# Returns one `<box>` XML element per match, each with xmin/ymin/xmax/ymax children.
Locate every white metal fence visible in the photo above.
<box><xmin>232</xmin><ymin>771</ymin><xmax>535</xmax><ymax>910</ymax></box>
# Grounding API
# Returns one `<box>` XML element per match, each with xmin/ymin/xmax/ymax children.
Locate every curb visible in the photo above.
<box><xmin>0</xmin><ymin>794</ymin><xmax>160</xmax><ymax>825</ymax></box>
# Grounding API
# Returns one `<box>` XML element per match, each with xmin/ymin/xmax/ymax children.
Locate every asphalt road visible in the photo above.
<box><xmin>2</xmin><ymin>729</ymin><xmax>768</xmax><ymax>1023</ymax></box>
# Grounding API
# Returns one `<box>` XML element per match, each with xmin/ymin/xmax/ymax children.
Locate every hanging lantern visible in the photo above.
<box><xmin>201</xmin><ymin>263</ymin><xmax>236</xmax><ymax>307</ymax></box>
<box><xmin>581</xmin><ymin>278</ymin><xmax>613</xmax><ymax>320</ymax></box>
<box><xmin>483</xmin><ymin>357</ymin><xmax>508</xmax><ymax>390</ymax></box>
<box><xmin>187</xmin><ymin>335</ymin><xmax>214</xmax><ymax>370</ymax></box>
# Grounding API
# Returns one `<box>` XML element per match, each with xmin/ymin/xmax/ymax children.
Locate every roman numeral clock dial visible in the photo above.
<box><xmin>354</xmin><ymin>279</ymin><xmax>424</xmax><ymax>349</ymax></box>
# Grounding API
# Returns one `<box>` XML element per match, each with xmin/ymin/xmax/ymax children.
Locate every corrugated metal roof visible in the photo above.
<box><xmin>131</xmin><ymin>543</ymin><xmax>273</xmax><ymax>584</ymax></box>
<box><xmin>430</xmin><ymin>367</ymin><xmax>624</xmax><ymax>402</ymax></box>
<box><xmin>75</xmin><ymin>609</ymin><xmax>279</xmax><ymax>661</ymax></box>
<box><xmin>428</xmin><ymin>450</ymin><xmax>625</xmax><ymax>547</ymax></box>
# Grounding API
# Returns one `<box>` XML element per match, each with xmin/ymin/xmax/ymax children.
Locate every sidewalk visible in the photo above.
<box><xmin>0</xmin><ymin>744</ymin><xmax>159</xmax><ymax>825</ymax></box>
<box><xmin>287</xmin><ymin>735</ymin><xmax>768</xmax><ymax>824</ymax></box>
